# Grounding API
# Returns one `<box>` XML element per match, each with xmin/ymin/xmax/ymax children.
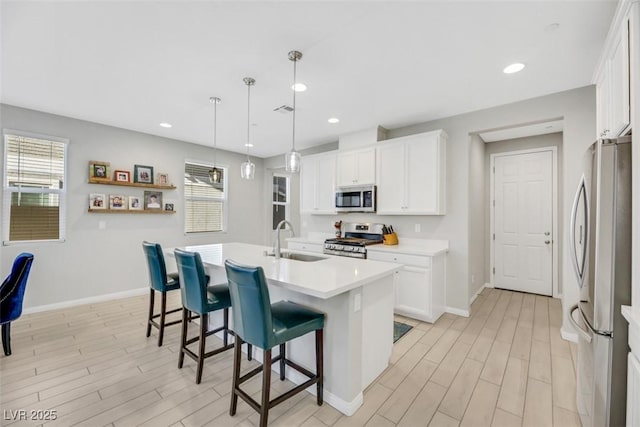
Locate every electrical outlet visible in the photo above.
<box><xmin>354</xmin><ymin>294</ymin><xmax>361</xmax><ymax>312</ymax></box>
<box><xmin>414</xmin><ymin>223</ymin><xmax>421</xmax><ymax>233</ymax></box>
<box><xmin>471</xmin><ymin>275</ymin><xmax>475</xmax><ymax>284</ymax></box>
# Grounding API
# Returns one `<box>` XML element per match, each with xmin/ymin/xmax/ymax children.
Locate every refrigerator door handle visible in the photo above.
<box><xmin>570</xmin><ymin>175</ymin><xmax>588</xmax><ymax>288</ymax></box>
<box><xmin>569</xmin><ymin>304</ymin><xmax>592</xmax><ymax>343</ymax></box>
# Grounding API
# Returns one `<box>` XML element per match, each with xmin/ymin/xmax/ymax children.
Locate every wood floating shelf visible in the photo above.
<box><xmin>88</xmin><ymin>209</ymin><xmax>176</xmax><ymax>214</ymax></box>
<box><xmin>88</xmin><ymin>178</ymin><xmax>176</xmax><ymax>190</ymax></box>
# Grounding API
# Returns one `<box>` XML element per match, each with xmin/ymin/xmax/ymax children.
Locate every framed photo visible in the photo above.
<box><xmin>157</xmin><ymin>173</ymin><xmax>169</xmax><ymax>186</ymax></box>
<box><xmin>109</xmin><ymin>194</ymin><xmax>127</xmax><ymax>210</ymax></box>
<box><xmin>144</xmin><ymin>190</ymin><xmax>162</xmax><ymax>209</ymax></box>
<box><xmin>114</xmin><ymin>170</ymin><xmax>130</xmax><ymax>183</ymax></box>
<box><xmin>164</xmin><ymin>203</ymin><xmax>174</xmax><ymax>212</ymax></box>
<box><xmin>92</xmin><ymin>164</ymin><xmax>109</xmax><ymax>179</ymax></box>
<box><xmin>134</xmin><ymin>164</ymin><xmax>154</xmax><ymax>184</ymax></box>
<box><xmin>89</xmin><ymin>193</ymin><xmax>106</xmax><ymax>210</ymax></box>
<box><xmin>129</xmin><ymin>195</ymin><xmax>143</xmax><ymax>211</ymax></box>
<box><xmin>89</xmin><ymin>161</ymin><xmax>110</xmax><ymax>179</ymax></box>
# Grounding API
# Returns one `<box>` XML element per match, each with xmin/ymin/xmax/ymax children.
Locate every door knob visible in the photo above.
<box><xmin>545</xmin><ymin>240</ymin><xmax>551</xmax><ymax>245</ymax></box>
<box><xmin>544</xmin><ymin>232</ymin><xmax>550</xmax><ymax>236</ymax></box>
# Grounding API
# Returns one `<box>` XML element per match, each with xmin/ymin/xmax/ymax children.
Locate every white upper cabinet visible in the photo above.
<box><xmin>595</xmin><ymin>12</ymin><xmax>631</xmax><ymax>137</ymax></box>
<box><xmin>336</xmin><ymin>147</ymin><xmax>376</xmax><ymax>187</ymax></box>
<box><xmin>376</xmin><ymin>130</ymin><xmax>446</xmax><ymax>215</ymax></box>
<box><xmin>300</xmin><ymin>151</ymin><xmax>337</xmax><ymax>215</ymax></box>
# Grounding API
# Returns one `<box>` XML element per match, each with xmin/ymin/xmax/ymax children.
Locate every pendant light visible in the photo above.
<box><xmin>284</xmin><ymin>50</ymin><xmax>302</xmax><ymax>173</ymax></box>
<box><xmin>240</xmin><ymin>77</ymin><xmax>256</xmax><ymax>180</ymax></box>
<box><xmin>208</xmin><ymin>96</ymin><xmax>222</xmax><ymax>184</ymax></box>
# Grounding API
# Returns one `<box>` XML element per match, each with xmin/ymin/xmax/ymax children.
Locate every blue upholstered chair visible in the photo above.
<box><xmin>142</xmin><ymin>241</ymin><xmax>188</xmax><ymax>346</ymax></box>
<box><xmin>0</xmin><ymin>253</ymin><xmax>34</xmax><ymax>356</ymax></box>
<box><xmin>174</xmin><ymin>249</ymin><xmax>242</xmax><ymax>384</ymax></box>
<box><xmin>224</xmin><ymin>259</ymin><xmax>325</xmax><ymax>427</ymax></box>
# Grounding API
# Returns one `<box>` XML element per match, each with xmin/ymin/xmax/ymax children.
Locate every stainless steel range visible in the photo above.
<box><xmin>323</xmin><ymin>223</ymin><xmax>384</xmax><ymax>259</ymax></box>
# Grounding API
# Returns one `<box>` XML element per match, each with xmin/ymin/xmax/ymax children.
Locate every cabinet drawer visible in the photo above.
<box><xmin>368</xmin><ymin>251</ymin><xmax>431</xmax><ymax>268</ymax></box>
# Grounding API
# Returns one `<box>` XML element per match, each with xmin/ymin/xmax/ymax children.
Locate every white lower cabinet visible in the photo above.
<box><xmin>367</xmin><ymin>250</ymin><xmax>445</xmax><ymax>323</ymax></box>
<box><xmin>287</xmin><ymin>241</ymin><xmax>324</xmax><ymax>254</ymax></box>
<box><xmin>628</xmin><ymin>352</ymin><xmax>640</xmax><ymax>427</ymax></box>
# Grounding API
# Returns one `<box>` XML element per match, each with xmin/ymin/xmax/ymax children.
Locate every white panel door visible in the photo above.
<box><xmin>494</xmin><ymin>150</ymin><xmax>553</xmax><ymax>295</ymax></box>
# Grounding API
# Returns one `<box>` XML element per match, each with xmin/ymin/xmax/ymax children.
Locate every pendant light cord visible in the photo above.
<box><xmin>246</xmin><ymin>81</ymin><xmax>251</xmax><ymax>161</ymax></box>
<box><xmin>292</xmin><ymin>57</ymin><xmax>297</xmax><ymax>152</ymax></box>
<box><xmin>213</xmin><ymin>99</ymin><xmax>217</xmax><ymax>166</ymax></box>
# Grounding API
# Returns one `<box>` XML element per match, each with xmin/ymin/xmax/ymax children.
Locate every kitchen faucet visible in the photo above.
<box><xmin>274</xmin><ymin>220</ymin><xmax>294</xmax><ymax>259</ymax></box>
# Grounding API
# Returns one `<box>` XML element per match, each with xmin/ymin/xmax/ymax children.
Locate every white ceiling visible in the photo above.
<box><xmin>1</xmin><ymin>1</ymin><xmax>616</xmax><ymax>158</ymax></box>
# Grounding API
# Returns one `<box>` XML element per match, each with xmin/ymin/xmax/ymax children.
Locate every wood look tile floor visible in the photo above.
<box><xmin>0</xmin><ymin>288</ymin><xmax>580</xmax><ymax>427</ymax></box>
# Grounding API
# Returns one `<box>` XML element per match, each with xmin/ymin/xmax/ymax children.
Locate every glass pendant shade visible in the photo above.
<box><xmin>240</xmin><ymin>159</ymin><xmax>255</xmax><ymax>179</ymax></box>
<box><xmin>209</xmin><ymin>166</ymin><xmax>222</xmax><ymax>183</ymax></box>
<box><xmin>284</xmin><ymin>150</ymin><xmax>301</xmax><ymax>173</ymax></box>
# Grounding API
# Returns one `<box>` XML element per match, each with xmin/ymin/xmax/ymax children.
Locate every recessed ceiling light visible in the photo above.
<box><xmin>159</xmin><ymin>122</ymin><xmax>172</xmax><ymax>128</ymax></box>
<box><xmin>328</xmin><ymin>117</ymin><xmax>340</xmax><ymax>124</ymax></box>
<box><xmin>292</xmin><ymin>83</ymin><xmax>307</xmax><ymax>92</ymax></box>
<box><xmin>503</xmin><ymin>63</ymin><xmax>525</xmax><ymax>74</ymax></box>
<box><xmin>245</xmin><ymin>143</ymin><xmax>254</xmax><ymax>147</ymax></box>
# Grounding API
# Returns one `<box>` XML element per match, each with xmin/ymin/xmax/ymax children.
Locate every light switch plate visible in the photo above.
<box><xmin>414</xmin><ymin>223</ymin><xmax>421</xmax><ymax>232</ymax></box>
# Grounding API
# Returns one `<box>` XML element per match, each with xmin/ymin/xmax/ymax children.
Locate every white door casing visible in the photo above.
<box><xmin>491</xmin><ymin>148</ymin><xmax>557</xmax><ymax>296</ymax></box>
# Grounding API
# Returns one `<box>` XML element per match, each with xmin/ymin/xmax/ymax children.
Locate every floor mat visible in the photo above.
<box><xmin>393</xmin><ymin>321</ymin><xmax>413</xmax><ymax>343</ymax></box>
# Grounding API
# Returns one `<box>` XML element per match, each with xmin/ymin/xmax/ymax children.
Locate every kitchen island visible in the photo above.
<box><xmin>169</xmin><ymin>243</ymin><xmax>402</xmax><ymax>416</ymax></box>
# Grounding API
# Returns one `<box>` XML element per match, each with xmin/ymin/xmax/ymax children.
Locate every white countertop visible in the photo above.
<box><xmin>288</xmin><ymin>236</ymin><xmax>449</xmax><ymax>257</ymax></box>
<box><xmin>171</xmin><ymin>243</ymin><xmax>402</xmax><ymax>300</ymax></box>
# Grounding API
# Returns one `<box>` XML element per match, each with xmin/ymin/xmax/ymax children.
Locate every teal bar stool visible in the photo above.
<box><xmin>224</xmin><ymin>259</ymin><xmax>325</xmax><ymax>427</ymax></box>
<box><xmin>174</xmin><ymin>249</ymin><xmax>251</xmax><ymax>384</ymax></box>
<box><xmin>142</xmin><ymin>241</ymin><xmax>187</xmax><ymax>346</ymax></box>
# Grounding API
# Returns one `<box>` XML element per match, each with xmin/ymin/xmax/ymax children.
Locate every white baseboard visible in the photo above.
<box><xmin>445</xmin><ymin>306</ymin><xmax>470</xmax><ymax>318</ymax></box>
<box><xmin>484</xmin><ymin>282</ymin><xmax>494</xmax><ymax>288</ymax></box>
<box><xmin>560</xmin><ymin>326</ymin><xmax>578</xmax><ymax>343</ymax></box>
<box><xmin>469</xmin><ymin>284</ymin><xmax>488</xmax><ymax>305</ymax></box>
<box><xmin>23</xmin><ymin>287</ymin><xmax>148</xmax><ymax>315</ymax></box>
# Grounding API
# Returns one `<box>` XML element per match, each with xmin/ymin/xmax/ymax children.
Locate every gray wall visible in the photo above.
<box><xmin>469</xmin><ymin>134</ymin><xmax>486</xmax><ymax>300</ymax></box>
<box><xmin>298</xmin><ymin>86</ymin><xmax>594</xmax><ymax>334</ymax></box>
<box><xmin>483</xmin><ymin>132</ymin><xmax>564</xmax><ymax>293</ymax></box>
<box><xmin>0</xmin><ymin>104</ymin><xmax>266</xmax><ymax>309</ymax></box>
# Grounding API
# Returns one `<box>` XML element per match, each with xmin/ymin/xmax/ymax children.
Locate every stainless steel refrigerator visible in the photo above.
<box><xmin>569</xmin><ymin>136</ymin><xmax>632</xmax><ymax>427</ymax></box>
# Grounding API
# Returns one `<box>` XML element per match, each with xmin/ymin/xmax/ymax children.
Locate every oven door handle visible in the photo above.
<box><xmin>569</xmin><ymin>304</ymin><xmax>592</xmax><ymax>343</ymax></box>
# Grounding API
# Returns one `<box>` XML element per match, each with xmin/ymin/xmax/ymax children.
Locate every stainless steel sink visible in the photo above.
<box><xmin>266</xmin><ymin>252</ymin><xmax>327</xmax><ymax>262</ymax></box>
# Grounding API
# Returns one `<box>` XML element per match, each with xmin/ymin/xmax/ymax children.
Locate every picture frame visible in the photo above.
<box><xmin>89</xmin><ymin>193</ymin><xmax>106</xmax><ymax>210</ymax></box>
<box><xmin>109</xmin><ymin>194</ymin><xmax>127</xmax><ymax>210</ymax></box>
<box><xmin>164</xmin><ymin>203</ymin><xmax>174</xmax><ymax>212</ymax></box>
<box><xmin>89</xmin><ymin>161</ymin><xmax>110</xmax><ymax>179</ymax></box>
<box><xmin>157</xmin><ymin>173</ymin><xmax>169</xmax><ymax>186</ymax></box>
<box><xmin>129</xmin><ymin>195</ymin><xmax>143</xmax><ymax>211</ymax></box>
<box><xmin>144</xmin><ymin>190</ymin><xmax>162</xmax><ymax>209</ymax></box>
<box><xmin>114</xmin><ymin>170</ymin><xmax>130</xmax><ymax>183</ymax></box>
<box><xmin>134</xmin><ymin>164</ymin><xmax>154</xmax><ymax>184</ymax></box>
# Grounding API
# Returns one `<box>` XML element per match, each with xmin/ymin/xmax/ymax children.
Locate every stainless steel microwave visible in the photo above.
<box><xmin>335</xmin><ymin>185</ymin><xmax>376</xmax><ymax>212</ymax></box>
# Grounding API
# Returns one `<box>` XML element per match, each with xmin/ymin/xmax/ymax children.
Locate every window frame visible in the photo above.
<box><xmin>272</xmin><ymin>173</ymin><xmax>290</xmax><ymax>230</ymax></box>
<box><xmin>2</xmin><ymin>129</ymin><xmax>68</xmax><ymax>245</ymax></box>
<box><xmin>183</xmin><ymin>160</ymin><xmax>228</xmax><ymax>234</ymax></box>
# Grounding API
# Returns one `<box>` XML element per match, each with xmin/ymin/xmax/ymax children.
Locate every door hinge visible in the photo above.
<box><xmin>493</xmin><ymin>233</ymin><xmax>495</xmax><ymax>240</ymax></box>
<box><xmin>493</xmin><ymin>166</ymin><xmax>495</xmax><ymax>173</ymax></box>
<box><xmin>493</xmin><ymin>267</ymin><xmax>495</xmax><ymax>274</ymax></box>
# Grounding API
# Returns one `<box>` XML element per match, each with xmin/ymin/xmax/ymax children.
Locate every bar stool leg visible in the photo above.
<box><xmin>223</xmin><ymin>308</ymin><xmax>229</xmax><ymax>346</ymax></box>
<box><xmin>316</xmin><ymin>329</ymin><xmax>324</xmax><ymax>405</ymax></box>
<box><xmin>196</xmin><ymin>313</ymin><xmax>207</xmax><ymax>384</ymax></box>
<box><xmin>259</xmin><ymin>349</ymin><xmax>272</xmax><ymax>427</ymax></box>
<box><xmin>248</xmin><ymin>343</ymin><xmax>253</xmax><ymax>361</ymax></box>
<box><xmin>146</xmin><ymin>289</ymin><xmax>155</xmax><ymax>337</ymax></box>
<box><xmin>279</xmin><ymin>343</ymin><xmax>286</xmax><ymax>381</ymax></box>
<box><xmin>230</xmin><ymin>336</ymin><xmax>242</xmax><ymax>416</ymax></box>
<box><xmin>178</xmin><ymin>307</ymin><xmax>188</xmax><ymax>369</ymax></box>
<box><xmin>158</xmin><ymin>291</ymin><xmax>168</xmax><ymax>346</ymax></box>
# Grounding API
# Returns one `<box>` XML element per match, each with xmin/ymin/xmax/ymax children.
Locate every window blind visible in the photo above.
<box><xmin>184</xmin><ymin>162</ymin><xmax>225</xmax><ymax>233</ymax></box>
<box><xmin>3</xmin><ymin>133</ymin><xmax>67</xmax><ymax>243</ymax></box>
